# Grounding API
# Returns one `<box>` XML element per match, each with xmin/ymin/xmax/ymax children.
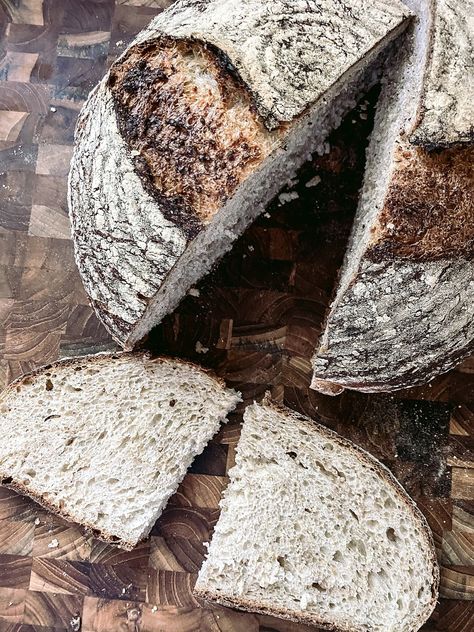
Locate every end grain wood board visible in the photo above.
<box><xmin>0</xmin><ymin>1</ymin><xmax>472</xmax><ymax>631</ymax></box>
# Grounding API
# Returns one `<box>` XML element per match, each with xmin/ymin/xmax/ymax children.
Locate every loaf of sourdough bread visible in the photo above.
<box><xmin>0</xmin><ymin>353</ymin><xmax>239</xmax><ymax>549</ymax></box>
<box><xmin>195</xmin><ymin>398</ymin><xmax>439</xmax><ymax>632</ymax></box>
<box><xmin>312</xmin><ymin>0</ymin><xmax>474</xmax><ymax>394</ymax></box>
<box><xmin>68</xmin><ymin>0</ymin><xmax>411</xmax><ymax>349</ymax></box>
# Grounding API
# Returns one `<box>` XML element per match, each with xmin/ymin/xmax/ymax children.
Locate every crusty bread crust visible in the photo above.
<box><xmin>368</xmin><ymin>142</ymin><xmax>474</xmax><ymax>262</ymax></box>
<box><xmin>194</xmin><ymin>396</ymin><xmax>439</xmax><ymax>631</ymax></box>
<box><xmin>0</xmin><ymin>351</ymin><xmax>232</xmax><ymax>549</ymax></box>
<box><xmin>69</xmin><ymin>0</ymin><xmax>411</xmax><ymax>349</ymax></box>
<box><xmin>409</xmin><ymin>0</ymin><xmax>474</xmax><ymax>148</ymax></box>
<box><xmin>108</xmin><ymin>38</ymin><xmax>276</xmax><ymax>232</ymax></box>
<box><xmin>194</xmin><ymin>587</ymin><xmax>358</xmax><ymax>632</ymax></box>
<box><xmin>311</xmin><ymin>1</ymin><xmax>474</xmax><ymax>395</ymax></box>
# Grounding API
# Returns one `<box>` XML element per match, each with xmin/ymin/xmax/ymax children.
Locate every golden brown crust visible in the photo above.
<box><xmin>367</xmin><ymin>142</ymin><xmax>474</xmax><ymax>262</ymax></box>
<box><xmin>108</xmin><ymin>38</ymin><xmax>277</xmax><ymax>233</ymax></box>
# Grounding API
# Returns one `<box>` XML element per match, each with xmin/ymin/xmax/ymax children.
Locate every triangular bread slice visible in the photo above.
<box><xmin>311</xmin><ymin>0</ymin><xmax>474</xmax><ymax>394</ymax></box>
<box><xmin>69</xmin><ymin>0</ymin><xmax>411</xmax><ymax>349</ymax></box>
<box><xmin>195</xmin><ymin>399</ymin><xmax>438</xmax><ymax>632</ymax></box>
<box><xmin>0</xmin><ymin>353</ymin><xmax>240</xmax><ymax>549</ymax></box>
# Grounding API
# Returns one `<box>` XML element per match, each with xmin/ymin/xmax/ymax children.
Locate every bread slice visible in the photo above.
<box><xmin>311</xmin><ymin>0</ymin><xmax>474</xmax><ymax>395</ymax></box>
<box><xmin>195</xmin><ymin>398</ymin><xmax>439</xmax><ymax>632</ymax></box>
<box><xmin>0</xmin><ymin>352</ymin><xmax>240</xmax><ymax>549</ymax></box>
<box><xmin>68</xmin><ymin>0</ymin><xmax>411</xmax><ymax>349</ymax></box>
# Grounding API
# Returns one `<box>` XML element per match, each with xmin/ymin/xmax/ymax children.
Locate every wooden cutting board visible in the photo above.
<box><xmin>0</xmin><ymin>1</ymin><xmax>472</xmax><ymax>631</ymax></box>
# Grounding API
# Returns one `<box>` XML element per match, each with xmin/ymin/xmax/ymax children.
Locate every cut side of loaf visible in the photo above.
<box><xmin>195</xmin><ymin>399</ymin><xmax>439</xmax><ymax>632</ymax></box>
<box><xmin>0</xmin><ymin>353</ymin><xmax>240</xmax><ymax>549</ymax></box>
<box><xmin>68</xmin><ymin>0</ymin><xmax>411</xmax><ymax>348</ymax></box>
<box><xmin>311</xmin><ymin>0</ymin><xmax>474</xmax><ymax>395</ymax></box>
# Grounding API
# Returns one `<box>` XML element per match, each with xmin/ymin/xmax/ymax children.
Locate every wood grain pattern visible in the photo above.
<box><xmin>0</xmin><ymin>2</ymin><xmax>472</xmax><ymax>631</ymax></box>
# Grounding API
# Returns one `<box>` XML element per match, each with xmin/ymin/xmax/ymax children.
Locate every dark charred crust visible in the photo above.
<box><xmin>410</xmin><ymin>126</ymin><xmax>474</xmax><ymax>150</ymax></box>
<box><xmin>367</xmin><ymin>143</ymin><xmax>474</xmax><ymax>262</ymax></box>
<box><xmin>108</xmin><ymin>36</ymin><xmax>274</xmax><ymax>232</ymax></box>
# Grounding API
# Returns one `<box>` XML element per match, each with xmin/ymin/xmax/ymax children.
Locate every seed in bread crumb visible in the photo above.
<box><xmin>48</xmin><ymin>539</ymin><xmax>59</xmax><ymax>548</ymax></box>
<box><xmin>188</xmin><ymin>288</ymin><xmax>200</xmax><ymax>297</ymax></box>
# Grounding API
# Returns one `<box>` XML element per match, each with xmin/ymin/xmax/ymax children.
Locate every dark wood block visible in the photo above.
<box><xmin>60</xmin><ymin>0</ymin><xmax>116</xmax><ymax>35</ymax></box>
<box><xmin>0</xmin><ymin>82</ymin><xmax>50</xmax><ymax>113</ymax></box>
<box><xmin>88</xmin><ymin>564</ymin><xmax>147</xmax><ymax>601</ymax></box>
<box><xmin>24</xmin><ymin>591</ymin><xmax>83</xmax><ymax>628</ymax></box>
<box><xmin>0</xmin><ymin>556</ymin><xmax>32</xmax><ymax>590</ymax></box>
<box><xmin>29</xmin><ymin>559</ymin><xmax>90</xmax><ymax>596</ymax></box>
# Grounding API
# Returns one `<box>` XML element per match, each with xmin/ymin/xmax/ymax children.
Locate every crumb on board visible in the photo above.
<box><xmin>48</xmin><ymin>538</ymin><xmax>59</xmax><ymax>548</ymax></box>
<box><xmin>195</xmin><ymin>341</ymin><xmax>209</xmax><ymax>354</ymax></box>
<box><xmin>305</xmin><ymin>175</ymin><xmax>321</xmax><ymax>188</ymax></box>
<box><xmin>278</xmin><ymin>191</ymin><xmax>299</xmax><ymax>205</ymax></box>
<box><xmin>188</xmin><ymin>288</ymin><xmax>200</xmax><ymax>297</ymax></box>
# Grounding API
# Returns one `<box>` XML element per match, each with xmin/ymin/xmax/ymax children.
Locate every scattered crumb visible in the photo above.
<box><xmin>278</xmin><ymin>191</ymin><xmax>299</xmax><ymax>205</ymax></box>
<box><xmin>151</xmin><ymin>606</ymin><xmax>158</xmax><ymax>613</ymax></box>
<box><xmin>264</xmin><ymin>212</ymin><xmax>271</xmax><ymax>219</ymax></box>
<box><xmin>188</xmin><ymin>288</ymin><xmax>200</xmax><ymax>297</ymax></box>
<box><xmin>70</xmin><ymin>615</ymin><xmax>81</xmax><ymax>632</ymax></box>
<box><xmin>122</xmin><ymin>588</ymin><xmax>127</xmax><ymax>594</ymax></box>
<box><xmin>360</xmin><ymin>112</ymin><xmax>368</xmax><ymax>120</ymax></box>
<box><xmin>127</xmin><ymin>608</ymin><xmax>140</xmax><ymax>622</ymax></box>
<box><xmin>50</xmin><ymin>107</ymin><xmax>57</xmax><ymax>113</ymax></box>
<box><xmin>48</xmin><ymin>539</ymin><xmax>59</xmax><ymax>549</ymax></box>
<box><xmin>116</xmin><ymin>40</ymin><xmax>124</xmax><ymax>47</ymax></box>
<box><xmin>305</xmin><ymin>175</ymin><xmax>321</xmax><ymax>188</ymax></box>
<box><xmin>286</xmin><ymin>176</ymin><xmax>299</xmax><ymax>187</ymax></box>
<box><xmin>34</xmin><ymin>518</ymin><xmax>40</xmax><ymax>526</ymax></box>
<box><xmin>248</xmin><ymin>245</ymin><xmax>254</xmax><ymax>252</ymax></box>
<box><xmin>195</xmin><ymin>341</ymin><xmax>209</xmax><ymax>354</ymax></box>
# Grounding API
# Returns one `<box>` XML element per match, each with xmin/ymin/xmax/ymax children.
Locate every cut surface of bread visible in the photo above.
<box><xmin>311</xmin><ymin>0</ymin><xmax>474</xmax><ymax>394</ymax></box>
<box><xmin>68</xmin><ymin>0</ymin><xmax>411</xmax><ymax>348</ymax></box>
<box><xmin>195</xmin><ymin>399</ymin><xmax>439</xmax><ymax>632</ymax></box>
<box><xmin>0</xmin><ymin>353</ymin><xmax>240</xmax><ymax>549</ymax></box>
